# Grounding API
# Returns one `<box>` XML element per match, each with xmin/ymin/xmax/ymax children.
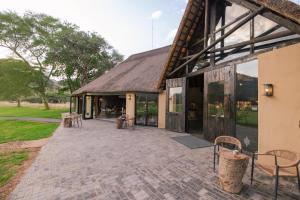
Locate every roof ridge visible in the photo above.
<box><xmin>126</xmin><ymin>45</ymin><xmax>171</xmax><ymax>61</ymax></box>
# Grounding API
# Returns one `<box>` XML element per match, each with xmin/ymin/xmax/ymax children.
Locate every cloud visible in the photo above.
<box><xmin>151</xmin><ymin>10</ymin><xmax>162</xmax><ymax>20</ymax></box>
<box><xmin>166</xmin><ymin>28</ymin><xmax>178</xmax><ymax>42</ymax></box>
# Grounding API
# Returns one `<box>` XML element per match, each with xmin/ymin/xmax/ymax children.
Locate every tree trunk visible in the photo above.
<box><xmin>42</xmin><ymin>96</ymin><xmax>50</xmax><ymax>110</ymax></box>
<box><xmin>17</xmin><ymin>98</ymin><xmax>21</xmax><ymax>107</ymax></box>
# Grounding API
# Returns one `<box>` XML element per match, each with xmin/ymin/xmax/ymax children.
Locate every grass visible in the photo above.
<box><xmin>0</xmin><ymin>151</ymin><xmax>28</xmax><ymax>187</ymax></box>
<box><xmin>0</xmin><ymin>106</ymin><xmax>68</xmax><ymax>119</ymax></box>
<box><xmin>236</xmin><ymin>110</ymin><xmax>258</xmax><ymax>127</ymax></box>
<box><xmin>0</xmin><ymin>120</ymin><xmax>59</xmax><ymax>144</ymax></box>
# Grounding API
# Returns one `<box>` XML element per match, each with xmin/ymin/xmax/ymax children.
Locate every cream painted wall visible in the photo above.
<box><xmin>258</xmin><ymin>43</ymin><xmax>300</xmax><ymax>156</ymax></box>
<box><xmin>126</xmin><ymin>93</ymin><xmax>135</xmax><ymax>119</ymax></box>
<box><xmin>158</xmin><ymin>91</ymin><xmax>166</xmax><ymax>129</ymax></box>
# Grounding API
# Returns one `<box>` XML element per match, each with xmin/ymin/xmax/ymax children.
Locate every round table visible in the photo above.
<box><xmin>218</xmin><ymin>150</ymin><xmax>249</xmax><ymax>193</ymax></box>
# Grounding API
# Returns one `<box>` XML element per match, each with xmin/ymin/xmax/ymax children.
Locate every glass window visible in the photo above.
<box><xmin>208</xmin><ymin>81</ymin><xmax>225</xmax><ymax>118</ymax></box>
<box><xmin>236</xmin><ymin>60</ymin><xmax>258</xmax><ymax>152</ymax></box>
<box><xmin>169</xmin><ymin>87</ymin><xmax>183</xmax><ymax>113</ymax></box>
<box><xmin>136</xmin><ymin>93</ymin><xmax>158</xmax><ymax>126</ymax></box>
<box><xmin>225</xmin><ymin>4</ymin><xmax>250</xmax><ymax>46</ymax></box>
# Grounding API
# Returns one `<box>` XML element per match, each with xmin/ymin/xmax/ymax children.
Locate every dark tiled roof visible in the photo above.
<box><xmin>73</xmin><ymin>46</ymin><xmax>170</xmax><ymax>95</ymax></box>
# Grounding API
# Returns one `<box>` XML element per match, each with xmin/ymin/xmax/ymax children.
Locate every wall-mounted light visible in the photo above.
<box><xmin>264</xmin><ymin>84</ymin><xmax>273</xmax><ymax>97</ymax></box>
<box><xmin>128</xmin><ymin>94</ymin><xmax>132</xmax><ymax>101</ymax></box>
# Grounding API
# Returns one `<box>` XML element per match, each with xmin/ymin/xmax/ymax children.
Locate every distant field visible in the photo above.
<box><xmin>0</xmin><ymin>106</ymin><xmax>69</xmax><ymax>119</ymax></box>
<box><xmin>0</xmin><ymin>120</ymin><xmax>59</xmax><ymax>144</ymax></box>
<box><xmin>0</xmin><ymin>101</ymin><xmax>69</xmax><ymax>109</ymax></box>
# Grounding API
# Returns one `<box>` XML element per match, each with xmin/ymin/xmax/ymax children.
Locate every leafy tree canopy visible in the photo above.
<box><xmin>46</xmin><ymin>24</ymin><xmax>123</xmax><ymax>93</ymax></box>
<box><xmin>0</xmin><ymin>11</ymin><xmax>123</xmax><ymax>107</ymax></box>
<box><xmin>0</xmin><ymin>59</ymin><xmax>35</xmax><ymax>106</ymax></box>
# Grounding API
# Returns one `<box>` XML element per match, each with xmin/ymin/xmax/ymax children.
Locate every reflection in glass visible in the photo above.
<box><xmin>146</xmin><ymin>94</ymin><xmax>158</xmax><ymax>126</ymax></box>
<box><xmin>136</xmin><ymin>95</ymin><xmax>147</xmax><ymax>125</ymax></box>
<box><xmin>136</xmin><ymin>94</ymin><xmax>158</xmax><ymax>126</ymax></box>
<box><xmin>169</xmin><ymin>87</ymin><xmax>183</xmax><ymax>113</ymax></box>
<box><xmin>225</xmin><ymin>4</ymin><xmax>250</xmax><ymax>46</ymax></box>
<box><xmin>236</xmin><ymin>60</ymin><xmax>258</xmax><ymax>152</ymax></box>
<box><xmin>208</xmin><ymin>81</ymin><xmax>224</xmax><ymax>118</ymax></box>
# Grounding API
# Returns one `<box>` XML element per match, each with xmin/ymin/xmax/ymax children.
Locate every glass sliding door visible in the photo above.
<box><xmin>146</xmin><ymin>94</ymin><xmax>158</xmax><ymax>126</ymax></box>
<box><xmin>135</xmin><ymin>95</ymin><xmax>147</xmax><ymax>125</ymax></box>
<box><xmin>235</xmin><ymin>60</ymin><xmax>258</xmax><ymax>152</ymax></box>
<box><xmin>135</xmin><ymin>93</ymin><xmax>158</xmax><ymax>126</ymax></box>
<box><xmin>207</xmin><ymin>81</ymin><xmax>225</xmax><ymax>141</ymax></box>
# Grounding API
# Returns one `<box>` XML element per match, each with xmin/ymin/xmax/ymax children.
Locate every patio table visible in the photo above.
<box><xmin>219</xmin><ymin>150</ymin><xmax>249</xmax><ymax>193</ymax></box>
<box><xmin>63</xmin><ymin>113</ymin><xmax>82</xmax><ymax>128</ymax></box>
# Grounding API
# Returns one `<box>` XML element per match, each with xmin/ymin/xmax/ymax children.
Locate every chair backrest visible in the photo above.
<box><xmin>266</xmin><ymin>150</ymin><xmax>300</xmax><ymax>163</ymax></box>
<box><xmin>214</xmin><ymin>136</ymin><xmax>242</xmax><ymax>150</ymax></box>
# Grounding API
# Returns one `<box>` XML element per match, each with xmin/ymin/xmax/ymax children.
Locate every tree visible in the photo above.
<box><xmin>0</xmin><ymin>10</ymin><xmax>123</xmax><ymax>100</ymax></box>
<box><xmin>0</xmin><ymin>11</ymin><xmax>63</xmax><ymax>109</ymax></box>
<box><xmin>46</xmin><ymin>25</ymin><xmax>124</xmax><ymax>93</ymax></box>
<box><xmin>0</xmin><ymin>59</ymin><xmax>34</xmax><ymax>107</ymax></box>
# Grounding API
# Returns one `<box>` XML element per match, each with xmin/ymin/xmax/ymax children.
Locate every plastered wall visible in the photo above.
<box><xmin>258</xmin><ymin>43</ymin><xmax>300</xmax><ymax>156</ymax></box>
<box><xmin>158</xmin><ymin>91</ymin><xmax>166</xmax><ymax>128</ymax></box>
<box><xmin>126</xmin><ymin>93</ymin><xmax>135</xmax><ymax>119</ymax></box>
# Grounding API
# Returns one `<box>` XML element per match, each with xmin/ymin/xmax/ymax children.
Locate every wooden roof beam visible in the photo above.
<box><xmin>228</xmin><ymin>0</ymin><xmax>300</xmax><ymax>34</ymax></box>
<box><xmin>167</xmin><ymin>5</ymin><xmax>264</xmax><ymax>78</ymax></box>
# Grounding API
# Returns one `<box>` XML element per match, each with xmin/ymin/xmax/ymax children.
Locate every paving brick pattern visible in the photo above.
<box><xmin>10</xmin><ymin>120</ymin><xmax>299</xmax><ymax>200</ymax></box>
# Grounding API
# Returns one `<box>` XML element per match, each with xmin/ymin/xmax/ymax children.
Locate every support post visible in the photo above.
<box><xmin>204</xmin><ymin>0</ymin><xmax>209</xmax><ymax>48</ymax></box>
<box><xmin>220</xmin><ymin>3</ymin><xmax>226</xmax><ymax>57</ymax></box>
<box><xmin>69</xmin><ymin>96</ymin><xmax>72</xmax><ymax>114</ymax></box>
<box><xmin>250</xmin><ymin>18</ymin><xmax>255</xmax><ymax>54</ymax></box>
<box><xmin>209</xmin><ymin>0</ymin><xmax>217</xmax><ymax>66</ymax></box>
<box><xmin>82</xmin><ymin>95</ymin><xmax>86</xmax><ymax>120</ymax></box>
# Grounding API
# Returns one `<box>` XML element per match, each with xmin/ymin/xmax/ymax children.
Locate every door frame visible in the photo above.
<box><xmin>203</xmin><ymin>65</ymin><xmax>236</xmax><ymax>141</ymax></box>
<box><xmin>165</xmin><ymin>77</ymin><xmax>186</xmax><ymax>133</ymax></box>
<box><xmin>135</xmin><ymin>93</ymin><xmax>159</xmax><ymax>127</ymax></box>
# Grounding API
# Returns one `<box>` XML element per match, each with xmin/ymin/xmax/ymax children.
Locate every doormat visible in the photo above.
<box><xmin>172</xmin><ymin>135</ymin><xmax>213</xmax><ymax>149</ymax></box>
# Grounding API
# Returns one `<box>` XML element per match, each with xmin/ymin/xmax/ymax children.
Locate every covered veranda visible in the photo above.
<box><xmin>71</xmin><ymin>93</ymin><xmax>126</xmax><ymax>120</ymax></box>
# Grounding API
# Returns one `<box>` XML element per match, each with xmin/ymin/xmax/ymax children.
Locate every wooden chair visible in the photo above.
<box><xmin>213</xmin><ymin>136</ymin><xmax>242</xmax><ymax>171</ymax></box>
<box><xmin>251</xmin><ymin>150</ymin><xmax>300</xmax><ymax>199</ymax></box>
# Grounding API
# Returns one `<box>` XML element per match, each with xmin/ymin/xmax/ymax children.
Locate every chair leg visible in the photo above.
<box><xmin>251</xmin><ymin>153</ymin><xmax>255</xmax><ymax>185</ymax></box>
<box><xmin>213</xmin><ymin>145</ymin><xmax>216</xmax><ymax>172</ymax></box>
<box><xmin>275</xmin><ymin>166</ymin><xmax>279</xmax><ymax>200</ymax></box>
<box><xmin>296</xmin><ymin>165</ymin><xmax>300</xmax><ymax>192</ymax></box>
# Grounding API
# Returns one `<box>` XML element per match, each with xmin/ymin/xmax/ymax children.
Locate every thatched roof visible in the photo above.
<box><xmin>73</xmin><ymin>46</ymin><xmax>170</xmax><ymax>95</ymax></box>
<box><xmin>158</xmin><ymin>0</ymin><xmax>205</xmax><ymax>89</ymax></box>
<box><xmin>158</xmin><ymin>0</ymin><xmax>300</xmax><ymax>89</ymax></box>
<box><xmin>254</xmin><ymin>0</ymin><xmax>300</xmax><ymax>24</ymax></box>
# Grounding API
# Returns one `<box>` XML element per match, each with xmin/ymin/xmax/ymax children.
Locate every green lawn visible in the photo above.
<box><xmin>0</xmin><ymin>120</ymin><xmax>59</xmax><ymax>144</ymax></box>
<box><xmin>236</xmin><ymin>110</ymin><xmax>258</xmax><ymax>127</ymax></box>
<box><xmin>0</xmin><ymin>151</ymin><xmax>28</xmax><ymax>186</ymax></box>
<box><xmin>0</xmin><ymin>106</ymin><xmax>68</xmax><ymax>119</ymax></box>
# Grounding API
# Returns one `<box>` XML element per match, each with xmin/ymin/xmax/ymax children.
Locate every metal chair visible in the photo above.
<box><xmin>213</xmin><ymin>136</ymin><xmax>242</xmax><ymax>171</ymax></box>
<box><xmin>251</xmin><ymin>150</ymin><xmax>300</xmax><ymax>199</ymax></box>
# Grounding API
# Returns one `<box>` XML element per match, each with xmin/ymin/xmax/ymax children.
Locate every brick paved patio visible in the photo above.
<box><xmin>10</xmin><ymin>120</ymin><xmax>299</xmax><ymax>200</ymax></box>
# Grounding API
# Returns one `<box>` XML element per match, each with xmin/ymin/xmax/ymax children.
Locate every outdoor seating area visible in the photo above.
<box><xmin>213</xmin><ymin>136</ymin><xmax>300</xmax><ymax>199</ymax></box>
<box><xmin>9</xmin><ymin>120</ymin><xmax>300</xmax><ymax>200</ymax></box>
<box><xmin>116</xmin><ymin>114</ymin><xmax>135</xmax><ymax>130</ymax></box>
<box><xmin>62</xmin><ymin>112</ymin><xmax>83</xmax><ymax>128</ymax></box>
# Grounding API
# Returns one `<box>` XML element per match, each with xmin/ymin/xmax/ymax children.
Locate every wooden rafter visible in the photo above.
<box><xmin>208</xmin><ymin>30</ymin><xmax>294</xmax><ymax>53</ymax></box>
<box><xmin>167</xmin><ymin>5</ymin><xmax>264</xmax><ymax>78</ymax></box>
<box><xmin>228</xmin><ymin>0</ymin><xmax>300</xmax><ymax>34</ymax></box>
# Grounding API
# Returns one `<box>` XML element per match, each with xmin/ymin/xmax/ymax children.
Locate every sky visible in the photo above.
<box><xmin>0</xmin><ymin>0</ymin><xmax>299</xmax><ymax>59</ymax></box>
<box><xmin>0</xmin><ymin>0</ymin><xmax>188</xmax><ymax>58</ymax></box>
